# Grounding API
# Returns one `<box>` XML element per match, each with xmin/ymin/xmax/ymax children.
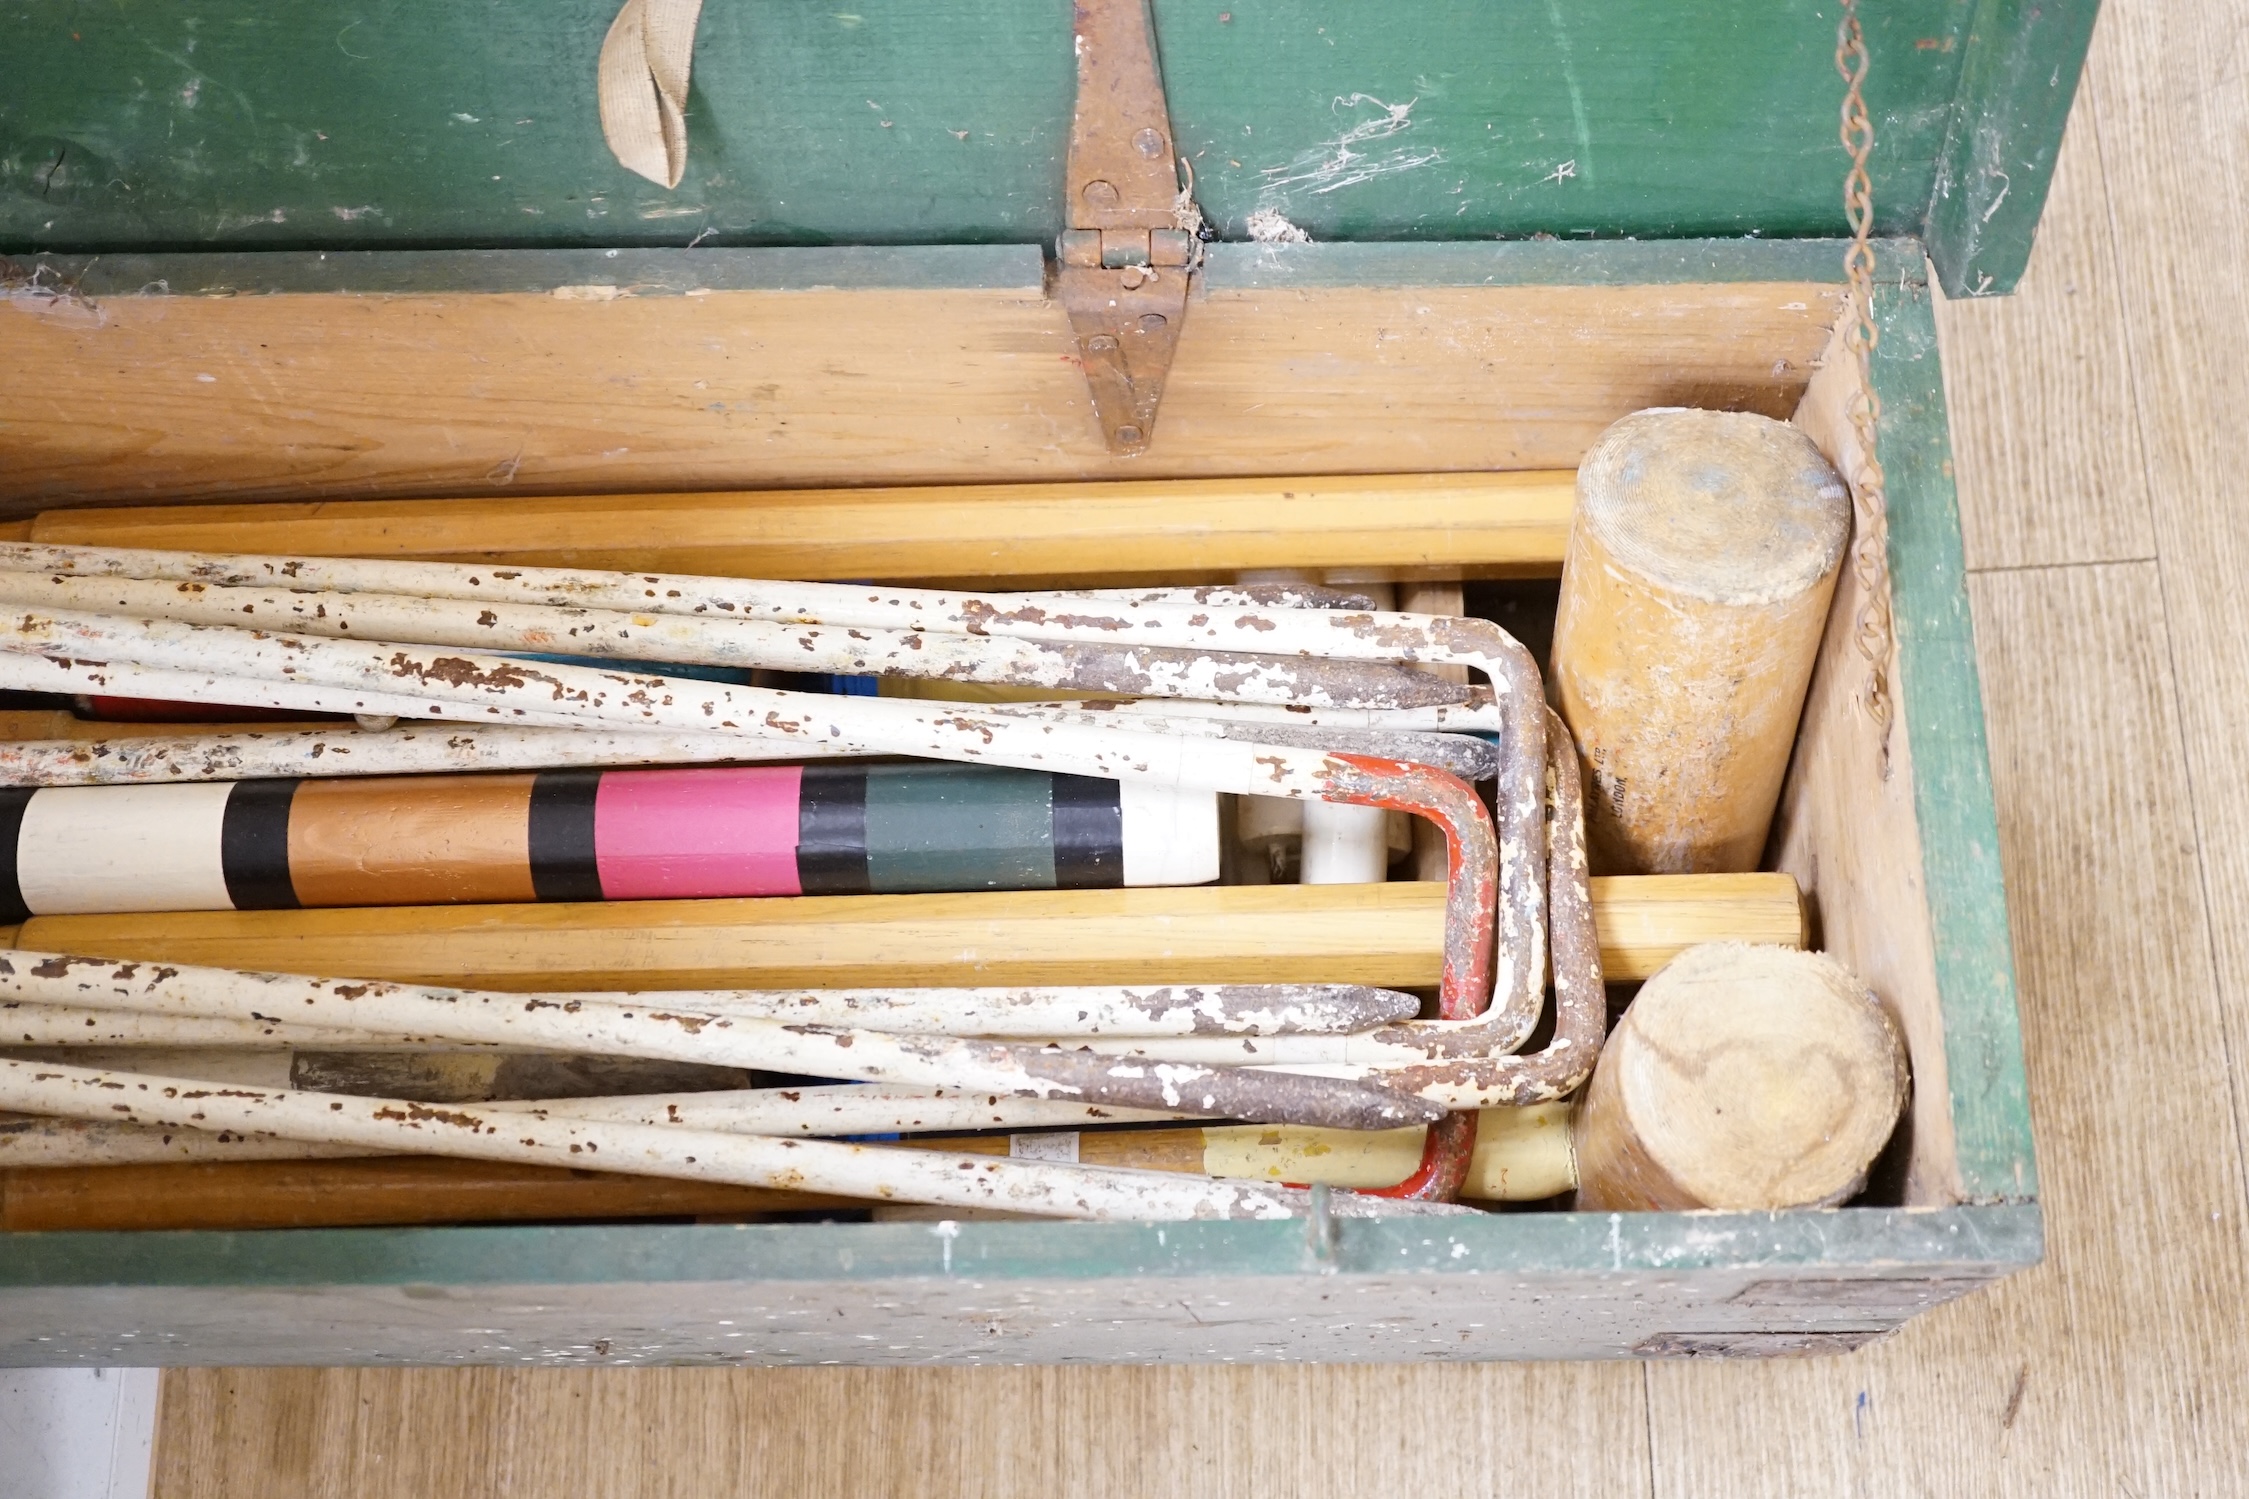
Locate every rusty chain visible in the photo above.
<box><xmin>1837</xmin><ymin>0</ymin><xmax>1896</xmax><ymax>751</ymax></box>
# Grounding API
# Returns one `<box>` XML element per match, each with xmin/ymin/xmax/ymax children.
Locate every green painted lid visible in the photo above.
<box><xmin>0</xmin><ymin>1</ymin><xmax>2095</xmax><ymax>295</ymax></box>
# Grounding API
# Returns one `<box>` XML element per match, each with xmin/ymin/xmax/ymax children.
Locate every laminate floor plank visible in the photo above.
<box><xmin>153</xmin><ymin>1363</ymin><xmax>1650</xmax><ymax>1499</ymax></box>
<box><xmin>2089</xmin><ymin>0</ymin><xmax>2249</xmax><ymax>1191</ymax></box>
<box><xmin>1934</xmin><ymin>89</ymin><xmax>2156</xmax><ymax>573</ymax></box>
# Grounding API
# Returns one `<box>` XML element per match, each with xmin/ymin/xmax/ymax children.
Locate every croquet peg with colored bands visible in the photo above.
<box><xmin>0</xmin><ymin>764</ymin><xmax>1219</xmax><ymax>917</ymax></box>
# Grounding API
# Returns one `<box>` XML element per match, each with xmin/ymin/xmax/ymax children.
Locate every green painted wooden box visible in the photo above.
<box><xmin>0</xmin><ymin>0</ymin><xmax>2086</xmax><ymax>1364</ymax></box>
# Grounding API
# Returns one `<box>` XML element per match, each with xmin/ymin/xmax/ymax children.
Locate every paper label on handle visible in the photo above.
<box><xmin>1009</xmin><ymin>1131</ymin><xmax>1081</xmax><ymax>1163</ymax></box>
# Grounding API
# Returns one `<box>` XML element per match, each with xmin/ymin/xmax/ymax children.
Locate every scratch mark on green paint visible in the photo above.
<box><xmin>1543</xmin><ymin>0</ymin><xmax>1594</xmax><ymax>185</ymax></box>
<box><xmin>1257</xmin><ymin>94</ymin><xmax>1438</xmax><ymax>203</ymax></box>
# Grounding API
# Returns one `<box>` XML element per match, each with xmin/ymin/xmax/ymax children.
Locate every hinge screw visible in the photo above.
<box><xmin>1081</xmin><ymin>180</ymin><xmax>1121</xmax><ymax>209</ymax></box>
<box><xmin>1132</xmin><ymin>128</ymin><xmax>1165</xmax><ymax>158</ymax></box>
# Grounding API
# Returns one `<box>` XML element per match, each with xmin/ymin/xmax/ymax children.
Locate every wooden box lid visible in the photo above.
<box><xmin>2</xmin><ymin>1</ymin><xmax>2095</xmax><ymax>296</ymax></box>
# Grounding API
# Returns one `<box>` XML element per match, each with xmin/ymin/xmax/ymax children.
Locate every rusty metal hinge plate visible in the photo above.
<box><xmin>1058</xmin><ymin>0</ymin><xmax>1198</xmax><ymax>455</ymax></box>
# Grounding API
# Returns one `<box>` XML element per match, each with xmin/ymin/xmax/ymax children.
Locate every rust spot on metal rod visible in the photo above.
<box><xmin>959</xmin><ymin>601</ymin><xmax>1134</xmax><ymax>635</ymax></box>
<box><xmin>370</xmin><ymin>1101</ymin><xmax>489</xmax><ymax>1130</ymax></box>
<box><xmin>1017</xmin><ymin>1047</ymin><xmax>1442</xmax><ymax>1130</ymax></box>
<box><xmin>386</xmin><ymin>652</ymin><xmax>540</xmax><ymax>692</ymax></box>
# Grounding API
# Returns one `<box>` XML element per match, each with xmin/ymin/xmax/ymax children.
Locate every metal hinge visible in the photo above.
<box><xmin>1058</xmin><ymin>0</ymin><xmax>1198</xmax><ymax>455</ymax></box>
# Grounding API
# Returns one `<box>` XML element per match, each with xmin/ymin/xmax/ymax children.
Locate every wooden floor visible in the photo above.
<box><xmin>147</xmin><ymin>3</ymin><xmax>2249</xmax><ymax>1493</ymax></box>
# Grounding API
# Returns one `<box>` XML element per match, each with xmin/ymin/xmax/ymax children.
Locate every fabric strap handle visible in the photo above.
<box><xmin>598</xmin><ymin>0</ymin><xmax>705</xmax><ymax>188</ymax></box>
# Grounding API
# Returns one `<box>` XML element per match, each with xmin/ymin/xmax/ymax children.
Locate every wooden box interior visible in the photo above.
<box><xmin>0</xmin><ymin>239</ymin><xmax>2037</xmax><ymax>1361</ymax></box>
<box><xmin>2</xmin><ymin>239</ymin><xmax>1999</xmax><ymax>1204</ymax></box>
